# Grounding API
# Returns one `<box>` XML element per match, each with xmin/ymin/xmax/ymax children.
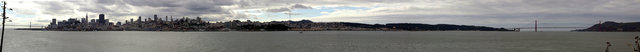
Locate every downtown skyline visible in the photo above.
<box><xmin>1</xmin><ymin>0</ymin><xmax>640</xmax><ymax>29</ymax></box>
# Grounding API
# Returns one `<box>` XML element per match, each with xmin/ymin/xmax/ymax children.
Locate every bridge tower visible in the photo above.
<box><xmin>535</xmin><ymin>20</ymin><xmax>537</xmax><ymax>32</ymax></box>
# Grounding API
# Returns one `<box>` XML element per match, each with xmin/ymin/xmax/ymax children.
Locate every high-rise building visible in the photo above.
<box><xmin>91</xmin><ymin>19</ymin><xmax>96</xmax><ymax>23</ymax></box>
<box><xmin>61</xmin><ymin>20</ymin><xmax>67</xmax><ymax>25</ymax></box>
<box><xmin>153</xmin><ymin>14</ymin><xmax>158</xmax><ymax>22</ymax></box>
<box><xmin>130</xmin><ymin>18</ymin><xmax>134</xmax><ymax>24</ymax></box>
<box><xmin>137</xmin><ymin>16</ymin><xmax>142</xmax><ymax>23</ymax></box>
<box><xmin>68</xmin><ymin>18</ymin><xmax>78</xmax><ymax>24</ymax></box>
<box><xmin>51</xmin><ymin>19</ymin><xmax>57</xmax><ymax>25</ymax></box>
<box><xmin>197</xmin><ymin>17</ymin><xmax>202</xmax><ymax>22</ymax></box>
<box><xmin>116</xmin><ymin>22</ymin><xmax>121</xmax><ymax>26</ymax></box>
<box><xmin>98</xmin><ymin>14</ymin><xmax>106</xmax><ymax>24</ymax></box>
<box><xmin>81</xmin><ymin>18</ymin><xmax>87</xmax><ymax>23</ymax></box>
<box><xmin>105</xmin><ymin>19</ymin><xmax>109</xmax><ymax>24</ymax></box>
<box><xmin>84</xmin><ymin>13</ymin><xmax>88</xmax><ymax>23</ymax></box>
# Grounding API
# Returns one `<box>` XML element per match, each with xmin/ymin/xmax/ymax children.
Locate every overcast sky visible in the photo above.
<box><xmin>2</xmin><ymin>0</ymin><xmax>640</xmax><ymax>29</ymax></box>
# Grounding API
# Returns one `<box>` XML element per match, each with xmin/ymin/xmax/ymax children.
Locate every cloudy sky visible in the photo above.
<box><xmin>2</xmin><ymin>0</ymin><xmax>640</xmax><ymax>29</ymax></box>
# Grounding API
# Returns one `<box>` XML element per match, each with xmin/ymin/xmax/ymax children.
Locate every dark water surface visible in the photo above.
<box><xmin>2</xmin><ymin>30</ymin><xmax>638</xmax><ymax>52</ymax></box>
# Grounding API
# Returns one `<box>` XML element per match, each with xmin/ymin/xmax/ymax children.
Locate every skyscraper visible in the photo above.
<box><xmin>84</xmin><ymin>13</ymin><xmax>88</xmax><ymax>23</ymax></box>
<box><xmin>81</xmin><ymin>18</ymin><xmax>87</xmax><ymax>23</ymax></box>
<box><xmin>105</xmin><ymin>19</ymin><xmax>109</xmax><ymax>24</ymax></box>
<box><xmin>116</xmin><ymin>22</ymin><xmax>121</xmax><ymax>26</ymax></box>
<box><xmin>51</xmin><ymin>19</ymin><xmax>57</xmax><ymax>25</ymax></box>
<box><xmin>98</xmin><ymin>14</ymin><xmax>106</xmax><ymax>24</ymax></box>
<box><xmin>68</xmin><ymin>18</ymin><xmax>78</xmax><ymax>24</ymax></box>
<box><xmin>130</xmin><ymin>18</ymin><xmax>134</xmax><ymax>24</ymax></box>
<box><xmin>91</xmin><ymin>19</ymin><xmax>95</xmax><ymax>23</ymax></box>
<box><xmin>153</xmin><ymin>14</ymin><xmax>158</xmax><ymax>22</ymax></box>
<box><xmin>137</xmin><ymin>16</ymin><xmax>142</xmax><ymax>23</ymax></box>
<box><xmin>197</xmin><ymin>16</ymin><xmax>202</xmax><ymax>22</ymax></box>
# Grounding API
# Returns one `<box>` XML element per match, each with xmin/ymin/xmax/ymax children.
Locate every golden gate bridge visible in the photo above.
<box><xmin>507</xmin><ymin>20</ymin><xmax>591</xmax><ymax>32</ymax></box>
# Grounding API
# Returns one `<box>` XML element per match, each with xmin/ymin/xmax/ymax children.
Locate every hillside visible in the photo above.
<box><xmin>574</xmin><ymin>21</ymin><xmax>640</xmax><ymax>32</ymax></box>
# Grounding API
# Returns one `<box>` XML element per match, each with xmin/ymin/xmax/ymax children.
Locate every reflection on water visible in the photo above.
<box><xmin>2</xmin><ymin>30</ymin><xmax>638</xmax><ymax>52</ymax></box>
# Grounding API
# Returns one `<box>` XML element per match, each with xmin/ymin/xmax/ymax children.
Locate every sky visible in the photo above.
<box><xmin>1</xmin><ymin>0</ymin><xmax>640</xmax><ymax>30</ymax></box>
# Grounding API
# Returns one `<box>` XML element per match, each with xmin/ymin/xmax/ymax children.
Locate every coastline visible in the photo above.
<box><xmin>14</xmin><ymin>28</ymin><xmax>516</xmax><ymax>32</ymax></box>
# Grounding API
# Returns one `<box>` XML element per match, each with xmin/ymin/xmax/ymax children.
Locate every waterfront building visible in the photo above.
<box><xmin>117</xmin><ymin>22</ymin><xmax>121</xmax><ymax>26</ymax></box>
<box><xmin>137</xmin><ymin>16</ymin><xmax>142</xmax><ymax>23</ymax></box>
<box><xmin>98</xmin><ymin>14</ymin><xmax>106</xmax><ymax>24</ymax></box>
<box><xmin>130</xmin><ymin>18</ymin><xmax>134</xmax><ymax>24</ymax></box>
<box><xmin>50</xmin><ymin>19</ymin><xmax>56</xmax><ymax>25</ymax></box>
<box><xmin>90</xmin><ymin>19</ymin><xmax>96</xmax><ymax>24</ymax></box>
<box><xmin>68</xmin><ymin>18</ymin><xmax>78</xmax><ymax>24</ymax></box>
<box><xmin>154</xmin><ymin>14</ymin><xmax>158</xmax><ymax>22</ymax></box>
<box><xmin>81</xmin><ymin>18</ymin><xmax>87</xmax><ymax>23</ymax></box>
<box><xmin>84</xmin><ymin>13</ymin><xmax>88</xmax><ymax>23</ymax></box>
<box><xmin>105</xmin><ymin>19</ymin><xmax>110</xmax><ymax>25</ymax></box>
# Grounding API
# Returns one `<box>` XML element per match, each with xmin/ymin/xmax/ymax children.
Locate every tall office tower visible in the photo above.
<box><xmin>185</xmin><ymin>17</ymin><xmax>190</xmax><ymax>22</ymax></box>
<box><xmin>51</xmin><ymin>19</ymin><xmax>57</xmax><ymax>25</ymax></box>
<box><xmin>130</xmin><ymin>18</ymin><xmax>134</xmax><ymax>24</ymax></box>
<box><xmin>165</xmin><ymin>16</ymin><xmax>168</xmax><ymax>21</ymax></box>
<box><xmin>153</xmin><ymin>14</ymin><xmax>158</xmax><ymax>22</ymax></box>
<box><xmin>68</xmin><ymin>18</ymin><xmax>78</xmax><ymax>24</ymax></box>
<box><xmin>197</xmin><ymin>16</ymin><xmax>202</xmax><ymax>22</ymax></box>
<box><xmin>98</xmin><ymin>14</ymin><xmax>106</xmax><ymax>24</ymax></box>
<box><xmin>84</xmin><ymin>13</ymin><xmax>88</xmax><ymax>23</ymax></box>
<box><xmin>105</xmin><ymin>19</ymin><xmax>109</xmax><ymax>24</ymax></box>
<box><xmin>116</xmin><ymin>22</ymin><xmax>121</xmax><ymax>26</ymax></box>
<box><xmin>81</xmin><ymin>18</ymin><xmax>87</xmax><ymax>23</ymax></box>
<box><xmin>137</xmin><ymin>16</ymin><xmax>142</xmax><ymax>23</ymax></box>
<box><xmin>147</xmin><ymin>18</ymin><xmax>152</xmax><ymax>22</ymax></box>
<box><xmin>91</xmin><ymin>19</ymin><xmax>96</xmax><ymax>23</ymax></box>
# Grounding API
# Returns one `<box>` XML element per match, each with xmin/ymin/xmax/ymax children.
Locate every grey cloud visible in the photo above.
<box><xmin>37</xmin><ymin>1</ymin><xmax>75</xmax><ymax>15</ymax></box>
<box><xmin>343</xmin><ymin>0</ymin><xmax>640</xmax><ymax>27</ymax></box>
<box><xmin>263</xmin><ymin>4</ymin><xmax>312</xmax><ymax>13</ymax></box>
<box><xmin>310</xmin><ymin>12</ymin><xmax>640</xmax><ymax>28</ymax></box>
<box><xmin>122</xmin><ymin>0</ymin><xmax>181</xmax><ymax>7</ymax></box>
<box><xmin>22</xmin><ymin>0</ymin><xmax>416</xmax><ymax>23</ymax></box>
<box><xmin>96</xmin><ymin>0</ymin><xmax>117</xmax><ymax>5</ymax></box>
<box><xmin>78</xmin><ymin>5</ymin><xmax>113</xmax><ymax>13</ymax></box>
<box><xmin>235</xmin><ymin>0</ymin><xmax>414</xmax><ymax>8</ymax></box>
<box><xmin>13</xmin><ymin>0</ymin><xmax>640</xmax><ymax>28</ymax></box>
<box><xmin>30</xmin><ymin>0</ymin><xmax>246</xmax><ymax>22</ymax></box>
<box><xmin>284</xmin><ymin>12</ymin><xmax>302</xmax><ymax>15</ymax></box>
<box><xmin>291</xmin><ymin>4</ymin><xmax>312</xmax><ymax>9</ymax></box>
<box><xmin>264</xmin><ymin>7</ymin><xmax>290</xmax><ymax>12</ymax></box>
<box><xmin>36</xmin><ymin>19</ymin><xmax>50</xmax><ymax>23</ymax></box>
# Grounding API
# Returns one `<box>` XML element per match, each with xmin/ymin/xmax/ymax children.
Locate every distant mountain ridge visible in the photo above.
<box><xmin>574</xmin><ymin>21</ymin><xmax>640</xmax><ymax>32</ymax></box>
<box><xmin>332</xmin><ymin>22</ymin><xmax>512</xmax><ymax>31</ymax></box>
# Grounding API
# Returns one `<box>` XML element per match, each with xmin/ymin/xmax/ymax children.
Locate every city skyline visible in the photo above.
<box><xmin>1</xmin><ymin>0</ymin><xmax>640</xmax><ymax>29</ymax></box>
<box><xmin>44</xmin><ymin>14</ymin><xmax>513</xmax><ymax>31</ymax></box>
